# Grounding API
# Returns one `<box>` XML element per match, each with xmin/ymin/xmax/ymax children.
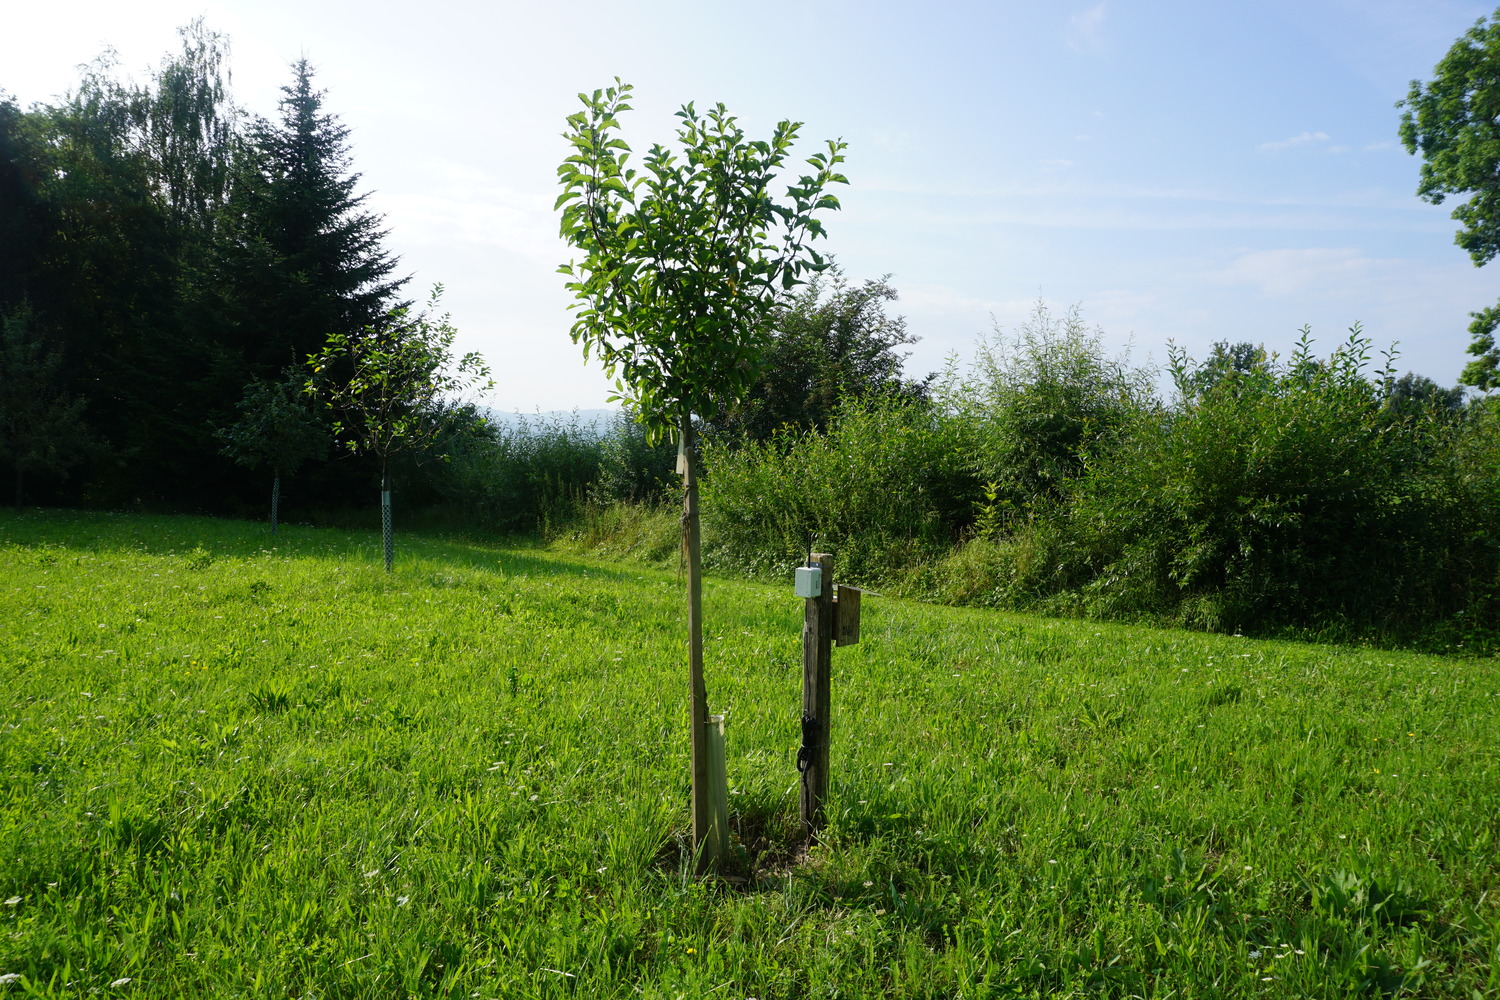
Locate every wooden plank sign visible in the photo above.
<box><xmin>835</xmin><ymin>585</ymin><xmax>861</xmax><ymax>647</ymax></box>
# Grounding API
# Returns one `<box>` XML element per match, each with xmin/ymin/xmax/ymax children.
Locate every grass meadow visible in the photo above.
<box><xmin>1</xmin><ymin>509</ymin><xmax>1498</xmax><ymax>998</ymax></box>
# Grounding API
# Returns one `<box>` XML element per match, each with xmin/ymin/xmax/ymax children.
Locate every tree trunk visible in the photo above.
<box><xmin>681</xmin><ymin>413</ymin><xmax>716</xmax><ymax>873</ymax></box>
<box><xmin>381</xmin><ymin>462</ymin><xmax>393</xmax><ymax>572</ymax></box>
<box><xmin>270</xmin><ymin>471</ymin><xmax>281</xmax><ymax>536</ymax></box>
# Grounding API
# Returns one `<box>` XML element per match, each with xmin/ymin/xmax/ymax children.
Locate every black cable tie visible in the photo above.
<box><xmin>797</xmin><ymin>714</ymin><xmax>821</xmax><ymax>774</ymax></box>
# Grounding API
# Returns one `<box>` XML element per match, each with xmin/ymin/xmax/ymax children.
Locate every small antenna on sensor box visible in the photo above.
<box><xmin>795</xmin><ymin>532</ymin><xmax>822</xmax><ymax>598</ymax></box>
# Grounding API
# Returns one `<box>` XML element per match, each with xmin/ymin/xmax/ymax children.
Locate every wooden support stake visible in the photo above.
<box><xmin>681</xmin><ymin>415</ymin><xmax>719</xmax><ymax>875</ymax></box>
<box><xmin>799</xmin><ymin>552</ymin><xmax>834</xmax><ymax>836</ymax></box>
<box><xmin>704</xmin><ymin>714</ymin><xmax>729</xmax><ymax>869</ymax></box>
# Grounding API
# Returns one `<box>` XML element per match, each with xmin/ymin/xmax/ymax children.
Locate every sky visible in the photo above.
<box><xmin>4</xmin><ymin>0</ymin><xmax>1497</xmax><ymax>411</ymax></box>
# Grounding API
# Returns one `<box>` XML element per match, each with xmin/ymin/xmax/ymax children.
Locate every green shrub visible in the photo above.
<box><xmin>431</xmin><ymin>413</ymin><xmax>605</xmax><ymax>534</ymax></box>
<box><xmin>995</xmin><ymin>327</ymin><xmax>1500</xmax><ymax>642</ymax></box>
<box><xmin>700</xmin><ymin>397</ymin><xmax>979</xmax><ymax>583</ymax></box>
<box><xmin>938</xmin><ymin>301</ymin><xmax>1156</xmax><ymax>526</ymax></box>
<box><xmin>592</xmin><ymin>409</ymin><xmax>678</xmax><ymax>506</ymax></box>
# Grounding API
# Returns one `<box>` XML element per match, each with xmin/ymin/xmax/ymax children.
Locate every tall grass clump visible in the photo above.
<box><xmin>430</xmin><ymin>413</ymin><xmax>605</xmax><ymax>534</ymax></box>
<box><xmin>555</xmin><ymin>411</ymin><xmax>682</xmax><ymax>564</ymax></box>
<box><xmin>942</xmin><ymin>301</ymin><xmax>1157</xmax><ymax>529</ymax></box>
<box><xmin>700</xmin><ymin>397</ymin><xmax>979</xmax><ymax>583</ymax></box>
<box><xmin>987</xmin><ymin>327</ymin><xmax>1500</xmax><ymax>646</ymax></box>
<box><xmin>590</xmin><ymin>409</ymin><xmax>678</xmax><ymax>506</ymax></box>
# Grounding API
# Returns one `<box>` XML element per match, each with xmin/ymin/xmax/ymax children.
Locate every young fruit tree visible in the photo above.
<box><xmin>216</xmin><ymin>373</ymin><xmax>328</xmax><ymax>535</ymax></box>
<box><xmin>306</xmin><ymin>285</ymin><xmax>492</xmax><ymax>570</ymax></box>
<box><xmin>556</xmin><ymin>80</ymin><xmax>847</xmax><ymax>872</ymax></box>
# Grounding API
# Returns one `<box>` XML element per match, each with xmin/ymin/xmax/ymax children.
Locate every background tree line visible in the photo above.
<box><xmin>461</xmin><ymin>303</ymin><xmax>1497</xmax><ymax>654</ymax></box>
<box><xmin>0</xmin><ymin>21</ymin><xmax>402</xmax><ymax>512</ymax></box>
<box><xmin>432</xmin><ymin>5</ymin><xmax>1500</xmax><ymax>653</ymax></box>
<box><xmin>6</xmin><ymin>16</ymin><xmax>1500</xmax><ymax>652</ymax></box>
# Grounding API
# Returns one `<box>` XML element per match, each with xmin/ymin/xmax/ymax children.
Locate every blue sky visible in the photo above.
<box><xmin>5</xmin><ymin>0</ymin><xmax>1495</xmax><ymax>409</ymax></box>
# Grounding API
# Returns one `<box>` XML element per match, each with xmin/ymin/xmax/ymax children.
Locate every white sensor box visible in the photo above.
<box><xmin>794</xmin><ymin>565</ymin><xmax>823</xmax><ymax>598</ymax></box>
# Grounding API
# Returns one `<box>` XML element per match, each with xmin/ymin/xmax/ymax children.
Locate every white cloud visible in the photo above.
<box><xmin>900</xmin><ymin>283</ymin><xmax>1009</xmax><ymax>318</ymax></box>
<box><xmin>1088</xmin><ymin>287</ymin><xmax>1160</xmax><ymax>326</ymax></box>
<box><xmin>1258</xmin><ymin>131</ymin><xmax>1331</xmax><ymax>152</ymax></box>
<box><xmin>381</xmin><ymin>160</ymin><xmax>560</xmax><ymax>262</ymax></box>
<box><xmin>1208</xmin><ymin>247</ymin><xmax>1390</xmax><ymax>298</ymax></box>
<box><xmin>869</xmin><ymin>129</ymin><xmax>913</xmax><ymax>153</ymax></box>
<box><xmin>1066</xmin><ymin>3</ymin><xmax>1108</xmax><ymax>53</ymax></box>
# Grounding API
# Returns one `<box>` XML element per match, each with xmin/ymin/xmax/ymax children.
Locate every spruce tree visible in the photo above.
<box><xmin>0</xmin><ymin>303</ymin><xmax>97</xmax><ymax>506</ymax></box>
<box><xmin>0</xmin><ymin>95</ymin><xmax>51</xmax><ymax>315</ymax></box>
<box><xmin>220</xmin><ymin>59</ymin><xmax>406</xmax><ymax>377</ymax></box>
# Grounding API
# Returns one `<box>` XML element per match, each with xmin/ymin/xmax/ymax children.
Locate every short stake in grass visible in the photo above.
<box><xmin>797</xmin><ymin>552</ymin><xmax>859</xmax><ymax>836</ymax></box>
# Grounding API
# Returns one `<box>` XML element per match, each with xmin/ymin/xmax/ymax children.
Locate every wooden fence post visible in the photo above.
<box><xmin>799</xmin><ymin>552</ymin><xmax>834</xmax><ymax>836</ymax></box>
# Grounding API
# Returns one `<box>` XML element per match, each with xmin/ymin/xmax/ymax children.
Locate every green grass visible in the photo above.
<box><xmin>1</xmin><ymin>509</ymin><xmax>1498</xmax><ymax>998</ymax></box>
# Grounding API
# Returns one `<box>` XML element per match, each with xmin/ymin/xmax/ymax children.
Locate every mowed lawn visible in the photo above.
<box><xmin>1</xmin><ymin>509</ymin><xmax>1497</xmax><ymax>999</ymax></box>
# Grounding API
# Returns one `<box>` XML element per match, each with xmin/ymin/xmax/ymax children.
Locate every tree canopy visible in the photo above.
<box><xmin>307</xmin><ymin>286</ymin><xmax>491</xmax><ymax>569</ymax></box>
<box><xmin>712</xmin><ymin>267</ymin><xmax>926</xmax><ymax>441</ymax></box>
<box><xmin>218</xmin><ymin>58</ymin><xmax>407</xmax><ymax>375</ymax></box>
<box><xmin>0</xmin><ymin>30</ymin><xmax>409</xmax><ymax>511</ymax></box>
<box><xmin>556</xmin><ymin>79</ymin><xmax>848</xmax><ymax>441</ymax></box>
<box><xmin>1400</xmin><ymin>9</ymin><xmax>1500</xmax><ymax>389</ymax></box>
<box><xmin>0</xmin><ymin>303</ymin><xmax>96</xmax><ymax>506</ymax></box>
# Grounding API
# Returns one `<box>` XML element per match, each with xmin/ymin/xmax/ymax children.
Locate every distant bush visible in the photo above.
<box><xmin>415</xmin><ymin>315</ymin><xmax>1500</xmax><ymax>653</ymax></box>
<box><xmin>710</xmin><ymin>267</ymin><xmax>929</xmax><ymax>441</ymax></box>
<box><xmin>938</xmin><ymin>301</ymin><xmax>1156</xmax><ymax>527</ymax></box>
<box><xmin>976</xmin><ymin>327</ymin><xmax>1500</xmax><ymax>645</ymax></box>
<box><xmin>592</xmin><ymin>410</ymin><xmax>678</xmax><ymax>506</ymax></box>
<box><xmin>431</xmin><ymin>413</ymin><xmax>605</xmax><ymax>534</ymax></box>
<box><xmin>700</xmin><ymin>397</ymin><xmax>980</xmax><ymax>583</ymax></box>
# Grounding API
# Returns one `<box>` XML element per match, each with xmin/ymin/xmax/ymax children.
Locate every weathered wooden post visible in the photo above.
<box><xmin>835</xmin><ymin>584</ymin><xmax>861</xmax><ymax>648</ymax></box>
<box><xmin>796</xmin><ymin>553</ymin><xmax>862</xmax><ymax>837</ymax></box>
<box><xmin>798</xmin><ymin>553</ymin><xmax>835</xmax><ymax>835</ymax></box>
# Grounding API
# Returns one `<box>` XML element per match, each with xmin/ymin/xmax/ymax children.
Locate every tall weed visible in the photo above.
<box><xmin>990</xmin><ymin>328</ymin><xmax>1500</xmax><ymax>644</ymax></box>
<box><xmin>938</xmin><ymin>301</ymin><xmax>1156</xmax><ymax>526</ymax></box>
<box><xmin>592</xmin><ymin>409</ymin><xmax>678</xmax><ymax>506</ymax></box>
<box><xmin>701</xmin><ymin>397</ymin><xmax>979</xmax><ymax>583</ymax></box>
<box><xmin>431</xmin><ymin>413</ymin><xmax>605</xmax><ymax>534</ymax></box>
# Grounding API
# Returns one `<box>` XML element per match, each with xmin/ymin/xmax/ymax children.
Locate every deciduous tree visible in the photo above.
<box><xmin>714</xmin><ymin>266</ymin><xmax>926</xmax><ymax>441</ymax></box>
<box><xmin>0</xmin><ymin>303</ymin><xmax>97</xmax><ymax>506</ymax></box>
<box><xmin>217</xmin><ymin>373</ymin><xmax>329</xmax><ymax>533</ymax></box>
<box><xmin>1400</xmin><ymin>9</ymin><xmax>1500</xmax><ymax>389</ymax></box>
<box><xmin>306</xmin><ymin>286</ymin><xmax>491</xmax><ymax>570</ymax></box>
<box><xmin>556</xmin><ymin>80</ymin><xmax>846</xmax><ymax>870</ymax></box>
